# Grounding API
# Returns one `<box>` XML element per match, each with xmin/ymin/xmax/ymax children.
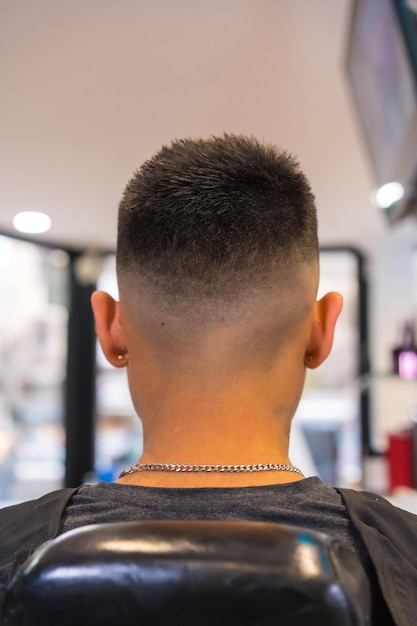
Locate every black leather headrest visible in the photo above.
<box><xmin>3</xmin><ymin>520</ymin><xmax>371</xmax><ymax>626</ymax></box>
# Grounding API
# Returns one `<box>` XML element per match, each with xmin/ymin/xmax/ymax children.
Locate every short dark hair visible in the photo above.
<box><xmin>117</xmin><ymin>134</ymin><xmax>318</xmax><ymax>307</ymax></box>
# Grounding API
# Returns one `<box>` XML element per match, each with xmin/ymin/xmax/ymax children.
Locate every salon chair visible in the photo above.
<box><xmin>2</xmin><ymin>520</ymin><xmax>371</xmax><ymax>626</ymax></box>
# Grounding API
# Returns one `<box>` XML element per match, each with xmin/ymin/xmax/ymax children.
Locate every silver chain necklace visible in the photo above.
<box><xmin>119</xmin><ymin>462</ymin><xmax>305</xmax><ymax>478</ymax></box>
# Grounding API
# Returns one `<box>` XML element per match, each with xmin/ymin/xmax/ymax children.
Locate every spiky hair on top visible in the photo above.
<box><xmin>117</xmin><ymin>134</ymin><xmax>318</xmax><ymax>307</ymax></box>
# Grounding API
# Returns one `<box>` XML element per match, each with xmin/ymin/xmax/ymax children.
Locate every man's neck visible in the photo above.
<box><xmin>116</xmin><ymin>405</ymin><xmax>303</xmax><ymax>488</ymax></box>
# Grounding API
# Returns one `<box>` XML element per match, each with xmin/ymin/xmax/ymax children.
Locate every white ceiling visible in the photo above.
<box><xmin>0</xmin><ymin>0</ymin><xmax>390</xmax><ymax>255</ymax></box>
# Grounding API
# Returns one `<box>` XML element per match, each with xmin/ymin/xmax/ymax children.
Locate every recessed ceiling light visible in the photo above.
<box><xmin>13</xmin><ymin>211</ymin><xmax>52</xmax><ymax>234</ymax></box>
<box><xmin>371</xmin><ymin>182</ymin><xmax>405</xmax><ymax>209</ymax></box>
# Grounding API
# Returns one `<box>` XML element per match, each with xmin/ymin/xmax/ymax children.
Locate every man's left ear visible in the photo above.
<box><xmin>305</xmin><ymin>292</ymin><xmax>343</xmax><ymax>369</ymax></box>
<box><xmin>91</xmin><ymin>290</ymin><xmax>129</xmax><ymax>368</ymax></box>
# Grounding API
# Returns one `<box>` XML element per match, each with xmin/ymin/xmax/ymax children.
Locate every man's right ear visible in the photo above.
<box><xmin>91</xmin><ymin>290</ymin><xmax>129</xmax><ymax>367</ymax></box>
<box><xmin>304</xmin><ymin>291</ymin><xmax>343</xmax><ymax>369</ymax></box>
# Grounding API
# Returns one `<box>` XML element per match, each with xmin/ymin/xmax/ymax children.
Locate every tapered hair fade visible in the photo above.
<box><xmin>117</xmin><ymin>134</ymin><xmax>318</xmax><ymax>306</ymax></box>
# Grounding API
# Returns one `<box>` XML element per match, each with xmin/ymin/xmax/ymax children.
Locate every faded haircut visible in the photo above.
<box><xmin>117</xmin><ymin>134</ymin><xmax>318</xmax><ymax>310</ymax></box>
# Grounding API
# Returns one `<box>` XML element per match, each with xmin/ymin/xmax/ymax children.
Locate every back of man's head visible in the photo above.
<box><xmin>117</xmin><ymin>134</ymin><xmax>318</xmax><ymax>322</ymax></box>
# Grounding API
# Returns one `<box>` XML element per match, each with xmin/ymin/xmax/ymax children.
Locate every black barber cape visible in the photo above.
<box><xmin>0</xmin><ymin>485</ymin><xmax>416</xmax><ymax>626</ymax></box>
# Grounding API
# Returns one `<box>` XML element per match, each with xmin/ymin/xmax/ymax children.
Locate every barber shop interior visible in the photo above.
<box><xmin>1</xmin><ymin>1</ymin><xmax>417</xmax><ymax>624</ymax></box>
